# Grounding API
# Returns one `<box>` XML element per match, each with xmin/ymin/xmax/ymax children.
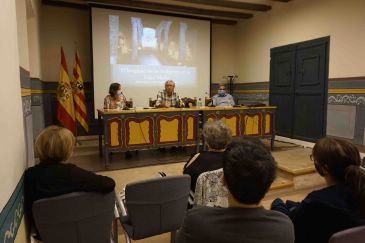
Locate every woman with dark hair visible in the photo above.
<box><xmin>271</xmin><ymin>137</ymin><xmax>365</xmax><ymax>243</ymax></box>
<box><xmin>104</xmin><ymin>82</ymin><xmax>126</xmax><ymax>109</ymax></box>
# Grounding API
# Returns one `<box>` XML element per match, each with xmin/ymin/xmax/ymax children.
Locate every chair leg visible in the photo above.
<box><xmin>112</xmin><ymin>218</ymin><xmax>118</xmax><ymax>243</ymax></box>
<box><xmin>170</xmin><ymin>230</ymin><xmax>177</xmax><ymax>243</ymax></box>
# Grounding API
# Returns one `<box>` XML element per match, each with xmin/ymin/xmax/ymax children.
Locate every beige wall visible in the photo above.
<box><xmin>28</xmin><ymin>0</ymin><xmax>42</xmax><ymax>78</ymax></box>
<box><xmin>0</xmin><ymin>0</ymin><xmax>27</xmax><ymax>211</ymax></box>
<box><xmin>16</xmin><ymin>0</ymin><xmax>30</xmax><ymax>70</ymax></box>
<box><xmin>235</xmin><ymin>0</ymin><xmax>365</xmax><ymax>83</ymax></box>
<box><xmin>211</xmin><ymin>23</ymin><xmax>236</xmax><ymax>84</ymax></box>
<box><xmin>40</xmin><ymin>5</ymin><xmax>91</xmax><ymax>82</ymax></box>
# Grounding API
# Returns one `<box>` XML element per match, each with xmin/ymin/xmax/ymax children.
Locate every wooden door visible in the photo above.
<box><xmin>270</xmin><ymin>37</ymin><xmax>329</xmax><ymax>141</ymax></box>
<box><xmin>293</xmin><ymin>37</ymin><xmax>328</xmax><ymax>141</ymax></box>
<box><xmin>269</xmin><ymin>44</ymin><xmax>296</xmax><ymax>137</ymax></box>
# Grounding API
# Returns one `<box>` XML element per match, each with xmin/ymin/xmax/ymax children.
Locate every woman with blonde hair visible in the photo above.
<box><xmin>24</xmin><ymin>126</ymin><xmax>115</xmax><ymax>239</ymax></box>
<box><xmin>271</xmin><ymin>137</ymin><xmax>365</xmax><ymax>243</ymax></box>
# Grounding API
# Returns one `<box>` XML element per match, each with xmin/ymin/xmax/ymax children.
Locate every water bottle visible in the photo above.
<box><xmin>197</xmin><ymin>98</ymin><xmax>202</xmax><ymax>108</ymax></box>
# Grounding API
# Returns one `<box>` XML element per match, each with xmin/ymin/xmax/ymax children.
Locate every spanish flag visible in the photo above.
<box><xmin>72</xmin><ymin>50</ymin><xmax>89</xmax><ymax>132</ymax></box>
<box><xmin>57</xmin><ymin>47</ymin><xmax>76</xmax><ymax>134</ymax></box>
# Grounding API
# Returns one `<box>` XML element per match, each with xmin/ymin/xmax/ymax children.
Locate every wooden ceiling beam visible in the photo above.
<box><xmin>173</xmin><ymin>0</ymin><xmax>271</xmax><ymax>12</ymax></box>
<box><xmin>85</xmin><ymin>0</ymin><xmax>253</xmax><ymax>19</ymax></box>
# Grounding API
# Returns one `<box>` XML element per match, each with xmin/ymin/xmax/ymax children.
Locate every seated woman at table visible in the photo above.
<box><xmin>104</xmin><ymin>82</ymin><xmax>126</xmax><ymax>109</ymax></box>
<box><xmin>271</xmin><ymin>137</ymin><xmax>365</xmax><ymax>243</ymax></box>
<box><xmin>24</xmin><ymin>125</ymin><xmax>115</xmax><ymax>240</ymax></box>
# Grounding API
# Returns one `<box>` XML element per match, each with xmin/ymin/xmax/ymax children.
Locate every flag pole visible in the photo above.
<box><xmin>72</xmin><ymin>44</ymin><xmax>89</xmax><ymax>145</ymax></box>
<box><xmin>74</xmin><ymin>44</ymin><xmax>81</xmax><ymax>146</ymax></box>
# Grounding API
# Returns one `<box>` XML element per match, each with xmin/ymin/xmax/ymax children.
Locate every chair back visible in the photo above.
<box><xmin>205</xmin><ymin>97</ymin><xmax>212</xmax><ymax>106</ymax></box>
<box><xmin>181</xmin><ymin>97</ymin><xmax>197</xmax><ymax>107</ymax></box>
<box><xmin>329</xmin><ymin>225</ymin><xmax>365</xmax><ymax>243</ymax></box>
<box><xmin>149</xmin><ymin>98</ymin><xmax>157</xmax><ymax>107</ymax></box>
<box><xmin>123</xmin><ymin>175</ymin><xmax>190</xmax><ymax>240</ymax></box>
<box><xmin>33</xmin><ymin>191</ymin><xmax>115</xmax><ymax>243</ymax></box>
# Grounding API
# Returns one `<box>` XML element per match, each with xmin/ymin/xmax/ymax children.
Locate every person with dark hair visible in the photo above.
<box><xmin>271</xmin><ymin>137</ymin><xmax>365</xmax><ymax>243</ymax></box>
<box><xmin>177</xmin><ymin>138</ymin><xmax>294</xmax><ymax>243</ymax></box>
<box><xmin>183</xmin><ymin>120</ymin><xmax>232</xmax><ymax>193</ymax></box>
<box><xmin>24</xmin><ymin>126</ymin><xmax>115</xmax><ymax>240</ymax></box>
<box><xmin>104</xmin><ymin>82</ymin><xmax>126</xmax><ymax>109</ymax></box>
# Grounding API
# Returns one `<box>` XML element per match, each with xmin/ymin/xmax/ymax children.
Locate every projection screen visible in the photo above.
<box><xmin>91</xmin><ymin>7</ymin><xmax>211</xmax><ymax>116</ymax></box>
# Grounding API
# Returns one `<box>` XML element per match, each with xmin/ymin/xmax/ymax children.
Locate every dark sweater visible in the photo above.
<box><xmin>272</xmin><ymin>184</ymin><xmax>365</xmax><ymax>243</ymax></box>
<box><xmin>176</xmin><ymin>206</ymin><xmax>294</xmax><ymax>243</ymax></box>
<box><xmin>183</xmin><ymin>151</ymin><xmax>224</xmax><ymax>192</ymax></box>
<box><xmin>24</xmin><ymin>162</ymin><xmax>115</xmax><ymax>233</ymax></box>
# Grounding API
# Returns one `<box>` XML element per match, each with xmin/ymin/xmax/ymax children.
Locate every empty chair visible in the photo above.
<box><xmin>149</xmin><ymin>98</ymin><xmax>157</xmax><ymax>107</ymax></box>
<box><xmin>116</xmin><ymin>175</ymin><xmax>190</xmax><ymax>243</ymax></box>
<box><xmin>181</xmin><ymin>97</ymin><xmax>197</xmax><ymax>107</ymax></box>
<box><xmin>32</xmin><ymin>191</ymin><xmax>115</xmax><ymax>243</ymax></box>
<box><xmin>329</xmin><ymin>225</ymin><xmax>365</xmax><ymax>243</ymax></box>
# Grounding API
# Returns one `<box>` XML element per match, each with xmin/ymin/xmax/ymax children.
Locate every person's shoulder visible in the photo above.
<box><xmin>262</xmin><ymin>209</ymin><xmax>294</xmax><ymax>232</ymax></box>
<box><xmin>24</xmin><ymin>164</ymin><xmax>39</xmax><ymax>176</ymax></box>
<box><xmin>184</xmin><ymin>153</ymin><xmax>201</xmax><ymax>169</ymax></box>
<box><xmin>186</xmin><ymin>206</ymin><xmax>221</xmax><ymax>219</ymax></box>
<box><xmin>266</xmin><ymin>208</ymin><xmax>293</xmax><ymax>221</ymax></box>
<box><xmin>212</xmin><ymin>94</ymin><xmax>219</xmax><ymax>98</ymax></box>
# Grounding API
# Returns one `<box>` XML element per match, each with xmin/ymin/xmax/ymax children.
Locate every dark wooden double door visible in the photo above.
<box><xmin>269</xmin><ymin>37</ymin><xmax>329</xmax><ymax>142</ymax></box>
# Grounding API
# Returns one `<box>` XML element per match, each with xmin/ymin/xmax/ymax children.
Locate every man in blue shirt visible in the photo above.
<box><xmin>212</xmin><ymin>84</ymin><xmax>235</xmax><ymax>106</ymax></box>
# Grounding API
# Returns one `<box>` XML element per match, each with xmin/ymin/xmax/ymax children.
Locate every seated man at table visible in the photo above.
<box><xmin>212</xmin><ymin>84</ymin><xmax>235</xmax><ymax>107</ymax></box>
<box><xmin>155</xmin><ymin>80</ymin><xmax>185</xmax><ymax>108</ymax></box>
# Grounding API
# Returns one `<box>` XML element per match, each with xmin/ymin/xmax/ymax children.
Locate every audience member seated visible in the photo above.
<box><xmin>155</xmin><ymin>80</ymin><xmax>185</xmax><ymax>108</ymax></box>
<box><xmin>183</xmin><ymin>120</ymin><xmax>231</xmax><ymax>194</ymax></box>
<box><xmin>271</xmin><ymin>137</ymin><xmax>365</xmax><ymax>243</ymax></box>
<box><xmin>194</xmin><ymin>168</ymin><xmax>228</xmax><ymax>208</ymax></box>
<box><xmin>24</xmin><ymin>126</ymin><xmax>115</xmax><ymax>240</ymax></box>
<box><xmin>104</xmin><ymin>82</ymin><xmax>127</xmax><ymax>109</ymax></box>
<box><xmin>212</xmin><ymin>84</ymin><xmax>235</xmax><ymax>107</ymax></box>
<box><xmin>176</xmin><ymin>138</ymin><xmax>294</xmax><ymax>243</ymax></box>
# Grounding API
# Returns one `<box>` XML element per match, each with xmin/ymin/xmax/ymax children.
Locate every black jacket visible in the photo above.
<box><xmin>24</xmin><ymin>162</ymin><xmax>115</xmax><ymax>233</ymax></box>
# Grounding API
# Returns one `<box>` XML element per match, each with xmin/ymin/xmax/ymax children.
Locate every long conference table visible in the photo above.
<box><xmin>97</xmin><ymin>106</ymin><xmax>276</xmax><ymax>167</ymax></box>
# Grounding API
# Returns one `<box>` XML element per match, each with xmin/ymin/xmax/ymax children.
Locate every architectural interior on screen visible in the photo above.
<box><xmin>2</xmin><ymin>0</ymin><xmax>365</xmax><ymax>242</ymax></box>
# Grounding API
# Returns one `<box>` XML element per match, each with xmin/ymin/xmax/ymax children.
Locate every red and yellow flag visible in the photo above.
<box><xmin>57</xmin><ymin>47</ymin><xmax>76</xmax><ymax>134</ymax></box>
<box><xmin>72</xmin><ymin>50</ymin><xmax>89</xmax><ymax>132</ymax></box>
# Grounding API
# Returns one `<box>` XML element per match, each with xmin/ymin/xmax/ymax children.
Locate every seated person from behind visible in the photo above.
<box><xmin>104</xmin><ymin>82</ymin><xmax>126</xmax><ymax>109</ymax></box>
<box><xmin>183</xmin><ymin>120</ymin><xmax>231</xmax><ymax>194</ymax></box>
<box><xmin>155</xmin><ymin>80</ymin><xmax>184</xmax><ymax>108</ymax></box>
<box><xmin>24</xmin><ymin>126</ymin><xmax>115</xmax><ymax>240</ymax></box>
<box><xmin>212</xmin><ymin>84</ymin><xmax>235</xmax><ymax>107</ymax></box>
<box><xmin>177</xmin><ymin>138</ymin><xmax>294</xmax><ymax>243</ymax></box>
<box><xmin>271</xmin><ymin>137</ymin><xmax>365</xmax><ymax>243</ymax></box>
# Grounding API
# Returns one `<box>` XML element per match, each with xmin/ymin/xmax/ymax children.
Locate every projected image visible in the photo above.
<box><xmin>109</xmin><ymin>15</ymin><xmax>197</xmax><ymax>66</ymax></box>
<box><xmin>93</xmin><ymin>7</ymin><xmax>210</xmax><ymax>111</ymax></box>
